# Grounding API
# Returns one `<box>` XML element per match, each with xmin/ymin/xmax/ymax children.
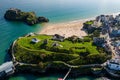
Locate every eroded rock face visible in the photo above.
<box><xmin>38</xmin><ymin>17</ymin><xmax>49</xmax><ymax>22</ymax></box>
<box><xmin>4</xmin><ymin>8</ymin><xmax>49</xmax><ymax>25</ymax></box>
<box><xmin>4</xmin><ymin>8</ymin><xmax>22</xmax><ymax>20</ymax></box>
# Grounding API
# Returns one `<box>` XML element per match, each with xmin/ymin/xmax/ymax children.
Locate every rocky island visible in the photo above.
<box><xmin>4</xmin><ymin>8</ymin><xmax>49</xmax><ymax>25</ymax></box>
<box><xmin>10</xmin><ymin>33</ymin><xmax>110</xmax><ymax>76</ymax></box>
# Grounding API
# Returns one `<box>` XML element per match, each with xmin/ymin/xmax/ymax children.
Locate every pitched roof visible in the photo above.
<box><xmin>0</xmin><ymin>61</ymin><xmax>14</xmax><ymax>72</ymax></box>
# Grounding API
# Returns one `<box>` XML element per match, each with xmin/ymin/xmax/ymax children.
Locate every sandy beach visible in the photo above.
<box><xmin>39</xmin><ymin>19</ymin><xmax>91</xmax><ymax>38</ymax></box>
<box><xmin>39</xmin><ymin>12</ymin><xmax>120</xmax><ymax>38</ymax></box>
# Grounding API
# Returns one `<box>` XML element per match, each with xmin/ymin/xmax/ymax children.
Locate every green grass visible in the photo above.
<box><xmin>85</xmin><ymin>21</ymin><xmax>94</xmax><ymax>25</ymax></box>
<box><xmin>17</xmin><ymin>35</ymin><xmax>99</xmax><ymax>54</ymax></box>
<box><xmin>13</xmin><ymin>34</ymin><xmax>108</xmax><ymax>66</ymax></box>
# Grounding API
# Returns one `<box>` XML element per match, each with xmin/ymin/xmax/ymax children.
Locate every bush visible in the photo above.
<box><xmin>93</xmin><ymin>30</ymin><xmax>100</xmax><ymax>37</ymax></box>
<box><xmin>51</xmin><ymin>61</ymin><xmax>68</xmax><ymax>69</ymax></box>
<box><xmin>68</xmin><ymin>57</ymin><xmax>86</xmax><ymax>65</ymax></box>
<box><xmin>85</xmin><ymin>53</ymin><xmax>108</xmax><ymax>64</ymax></box>
<box><xmin>67</xmin><ymin>35</ymin><xmax>82</xmax><ymax>43</ymax></box>
<box><xmin>83</xmin><ymin>36</ymin><xmax>91</xmax><ymax>42</ymax></box>
<box><xmin>51</xmin><ymin>53</ymin><xmax>79</xmax><ymax>62</ymax></box>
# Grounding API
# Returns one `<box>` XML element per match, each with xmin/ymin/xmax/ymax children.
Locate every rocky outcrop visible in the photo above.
<box><xmin>4</xmin><ymin>8</ymin><xmax>49</xmax><ymax>25</ymax></box>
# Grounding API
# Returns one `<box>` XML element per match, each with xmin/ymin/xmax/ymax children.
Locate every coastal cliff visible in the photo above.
<box><xmin>4</xmin><ymin>8</ymin><xmax>49</xmax><ymax>25</ymax></box>
<box><xmin>9</xmin><ymin>33</ymin><xmax>110</xmax><ymax>76</ymax></box>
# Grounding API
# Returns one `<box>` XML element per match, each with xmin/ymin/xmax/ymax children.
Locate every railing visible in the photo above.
<box><xmin>63</xmin><ymin>68</ymin><xmax>71</xmax><ymax>80</ymax></box>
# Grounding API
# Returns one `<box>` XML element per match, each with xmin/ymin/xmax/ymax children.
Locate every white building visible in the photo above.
<box><xmin>115</xmin><ymin>15</ymin><xmax>120</xmax><ymax>22</ymax></box>
<box><xmin>0</xmin><ymin>61</ymin><xmax>15</xmax><ymax>78</ymax></box>
<box><xmin>26</xmin><ymin>32</ymin><xmax>35</xmax><ymax>37</ymax></box>
<box><xmin>107</xmin><ymin>58</ymin><xmax>120</xmax><ymax>70</ymax></box>
<box><xmin>92</xmin><ymin>20</ymin><xmax>102</xmax><ymax>27</ymax></box>
<box><xmin>31</xmin><ymin>38</ymin><xmax>40</xmax><ymax>43</ymax></box>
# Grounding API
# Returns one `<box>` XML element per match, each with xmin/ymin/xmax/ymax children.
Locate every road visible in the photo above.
<box><xmin>106</xmin><ymin>34</ymin><xmax>119</xmax><ymax>59</ymax></box>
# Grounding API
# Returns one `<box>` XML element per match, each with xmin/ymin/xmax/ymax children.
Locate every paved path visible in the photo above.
<box><xmin>11</xmin><ymin>40</ymin><xmax>17</xmax><ymax>62</ymax></box>
<box><xmin>106</xmin><ymin>35</ymin><xmax>117</xmax><ymax>58</ymax></box>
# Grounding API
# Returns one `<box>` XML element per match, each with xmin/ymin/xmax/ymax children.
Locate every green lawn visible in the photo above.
<box><xmin>85</xmin><ymin>21</ymin><xmax>94</xmax><ymax>25</ymax></box>
<box><xmin>17</xmin><ymin>35</ymin><xmax>99</xmax><ymax>54</ymax></box>
<box><xmin>13</xmin><ymin>35</ymin><xmax>108</xmax><ymax>66</ymax></box>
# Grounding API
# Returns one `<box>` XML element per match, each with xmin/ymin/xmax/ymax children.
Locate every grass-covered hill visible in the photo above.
<box><xmin>13</xmin><ymin>34</ymin><xmax>109</xmax><ymax>69</ymax></box>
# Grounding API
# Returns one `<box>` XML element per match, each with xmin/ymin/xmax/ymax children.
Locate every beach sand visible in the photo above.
<box><xmin>39</xmin><ymin>12</ymin><xmax>120</xmax><ymax>38</ymax></box>
<box><xmin>40</xmin><ymin>21</ymin><xmax>87</xmax><ymax>38</ymax></box>
<box><xmin>39</xmin><ymin>19</ymin><xmax>91</xmax><ymax>38</ymax></box>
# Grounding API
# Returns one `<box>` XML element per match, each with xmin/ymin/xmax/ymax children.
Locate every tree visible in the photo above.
<box><xmin>93</xmin><ymin>30</ymin><xmax>100</xmax><ymax>37</ymax></box>
<box><xmin>38</xmin><ymin>62</ymin><xmax>44</xmax><ymax>69</ymax></box>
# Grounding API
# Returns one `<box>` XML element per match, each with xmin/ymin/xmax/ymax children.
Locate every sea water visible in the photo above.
<box><xmin>0</xmin><ymin>0</ymin><xmax>120</xmax><ymax>79</ymax></box>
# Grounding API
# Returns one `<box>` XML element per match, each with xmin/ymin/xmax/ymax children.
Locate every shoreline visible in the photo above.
<box><xmin>10</xmin><ymin>10</ymin><xmax>120</xmax><ymax>79</ymax></box>
<box><xmin>39</xmin><ymin>20</ymin><xmax>88</xmax><ymax>38</ymax></box>
<box><xmin>39</xmin><ymin>12</ymin><xmax>120</xmax><ymax>38</ymax></box>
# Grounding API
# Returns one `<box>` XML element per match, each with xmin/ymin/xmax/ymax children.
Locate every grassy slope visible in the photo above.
<box><xmin>17</xmin><ymin>35</ymin><xmax>99</xmax><ymax>54</ymax></box>
<box><xmin>14</xmin><ymin>35</ymin><xmax>108</xmax><ymax>67</ymax></box>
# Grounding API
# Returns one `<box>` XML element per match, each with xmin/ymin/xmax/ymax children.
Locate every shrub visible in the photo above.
<box><xmin>85</xmin><ymin>53</ymin><xmax>108</xmax><ymax>64</ymax></box>
<box><xmin>83</xmin><ymin>36</ymin><xmax>91</xmax><ymax>42</ymax></box>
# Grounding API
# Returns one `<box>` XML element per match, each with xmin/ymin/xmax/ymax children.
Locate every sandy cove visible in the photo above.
<box><xmin>39</xmin><ymin>18</ymin><xmax>93</xmax><ymax>38</ymax></box>
<box><xmin>39</xmin><ymin>12</ymin><xmax>120</xmax><ymax>38</ymax></box>
<box><xmin>40</xmin><ymin>21</ymin><xmax>87</xmax><ymax>38</ymax></box>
